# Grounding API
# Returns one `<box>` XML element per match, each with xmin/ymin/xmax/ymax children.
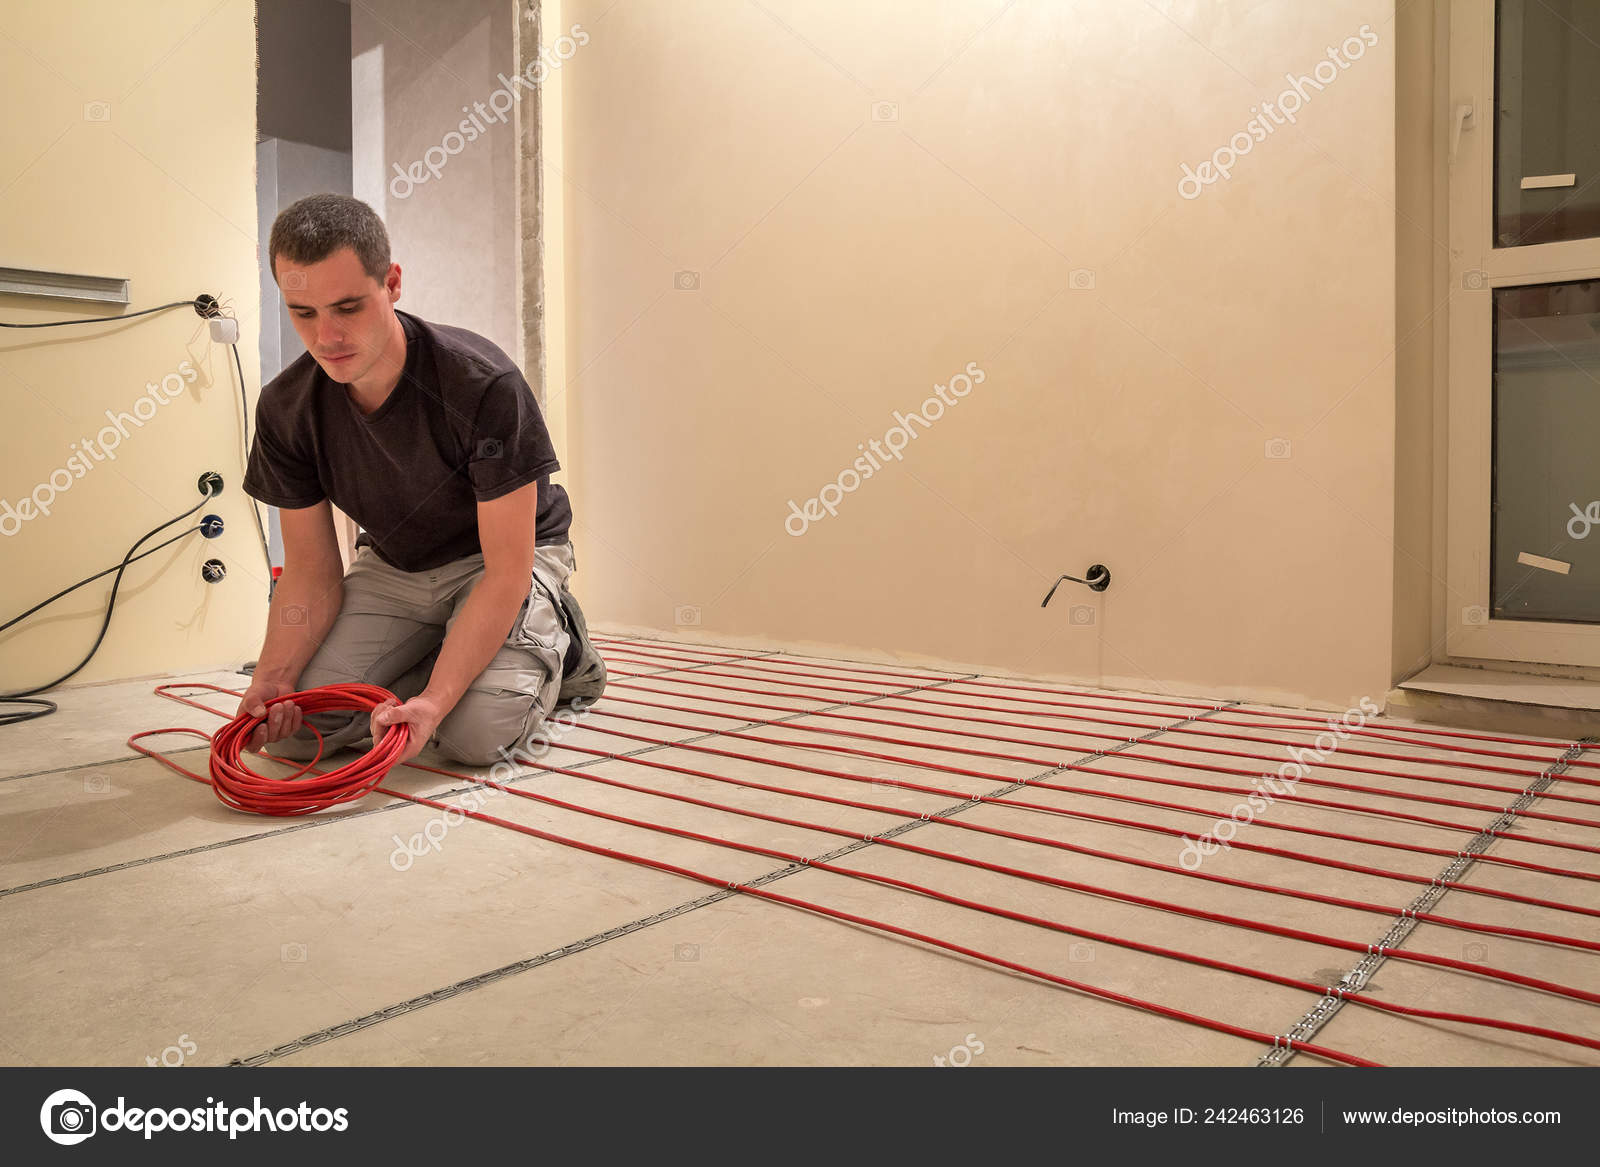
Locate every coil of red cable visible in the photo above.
<box><xmin>210</xmin><ymin>682</ymin><xmax>410</xmax><ymax>816</ymax></box>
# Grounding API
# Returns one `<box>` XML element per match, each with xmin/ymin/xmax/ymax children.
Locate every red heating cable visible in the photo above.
<box><xmin>487</xmin><ymin>725</ymin><xmax>1600</xmax><ymax>1006</ymax></box>
<box><xmin>593</xmin><ymin>635</ymin><xmax>1594</xmax><ymax>759</ymax></box>
<box><xmin>597</xmin><ymin>650</ymin><xmax>1597</xmax><ymax>778</ymax></box>
<box><xmin>399</xmin><ymin>754</ymin><xmax>1600</xmax><ymax>1055</ymax></box>
<box><xmin>597</xmin><ymin>682</ymin><xmax>1600</xmax><ymax>815</ymax></box>
<box><xmin>560</xmin><ymin>696</ymin><xmax>1600</xmax><ymax>933</ymax></box>
<box><xmin>586</xmin><ymin>698</ymin><xmax>1600</xmax><ymax>839</ymax></box>
<box><xmin>593</xmin><ymin>634</ymin><xmax>1596</xmax><ymax>757</ymax></box>
<box><xmin>131</xmin><ymin>685</ymin><xmax>1378</xmax><ymax>1068</ymax></box>
<box><xmin>568</xmin><ymin>661</ymin><xmax>1600</xmax><ymax>847</ymax></box>
<box><xmin>566</xmin><ymin>711</ymin><xmax>1600</xmax><ymax>877</ymax></box>
<box><xmin>144</xmin><ymin>681</ymin><xmax>1600</xmax><ymax>1058</ymax></box>
<box><xmin>558</xmin><ymin>715</ymin><xmax>1600</xmax><ymax>919</ymax></box>
<box><xmin>142</xmin><ymin>681</ymin><xmax>1600</xmax><ymax>924</ymax></box>
<box><xmin>600</xmin><ymin>660</ymin><xmax>1598</xmax><ymax>789</ymax></box>
<box><xmin>596</xmin><ymin>648</ymin><xmax>1590</xmax><ymax>776</ymax></box>
<box><xmin>517</xmin><ymin>745</ymin><xmax>1600</xmax><ymax>954</ymax></box>
<box><xmin>198</xmin><ymin>682</ymin><xmax>408</xmax><ymax>816</ymax></box>
<box><xmin>150</xmin><ymin>683</ymin><xmax>1600</xmax><ymax>1010</ymax></box>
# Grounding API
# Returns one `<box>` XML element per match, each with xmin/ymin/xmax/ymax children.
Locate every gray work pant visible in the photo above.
<box><xmin>274</xmin><ymin>539</ymin><xmax>586</xmax><ymax>766</ymax></box>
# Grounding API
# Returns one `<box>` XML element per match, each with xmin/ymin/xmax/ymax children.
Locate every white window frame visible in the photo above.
<box><xmin>1446</xmin><ymin>0</ymin><xmax>1600</xmax><ymax>665</ymax></box>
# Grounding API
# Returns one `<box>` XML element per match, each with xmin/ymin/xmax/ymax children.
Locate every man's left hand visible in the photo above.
<box><xmin>371</xmin><ymin>692</ymin><xmax>448</xmax><ymax>765</ymax></box>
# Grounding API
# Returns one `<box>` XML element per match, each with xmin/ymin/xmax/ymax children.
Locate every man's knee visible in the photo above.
<box><xmin>268</xmin><ymin>659</ymin><xmax>367</xmax><ymax>761</ymax></box>
<box><xmin>272</xmin><ymin>711</ymin><xmax>365</xmax><ymax>760</ymax></box>
<box><xmin>297</xmin><ymin>657</ymin><xmax>359</xmax><ymax>691</ymax></box>
<box><xmin>269</xmin><ymin>732</ymin><xmax>321</xmax><ymax>762</ymax></box>
<box><xmin>433</xmin><ymin>691</ymin><xmax>534</xmax><ymax>767</ymax></box>
<box><xmin>280</xmin><ymin>657</ymin><xmax>396</xmax><ymax>759</ymax></box>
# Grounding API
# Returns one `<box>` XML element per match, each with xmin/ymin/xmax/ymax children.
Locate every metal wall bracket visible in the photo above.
<box><xmin>0</xmin><ymin>265</ymin><xmax>130</xmax><ymax>306</ymax></box>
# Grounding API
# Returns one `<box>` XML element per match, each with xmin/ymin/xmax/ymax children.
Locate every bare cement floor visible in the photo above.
<box><xmin>2</xmin><ymin>635</ymin><xmax>1596</xmax><ymax>1068</ymax></box>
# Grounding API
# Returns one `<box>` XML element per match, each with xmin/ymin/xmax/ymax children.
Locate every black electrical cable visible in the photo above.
<box><xmin>0</xmin><ymin>295</ymin><xmax>251</xmax><ymax>724</ymax></box>
<box><xmin>2</xmin><ymin>294</ymin><xmax>270</xmax><ymax>594</ymax></box>
<box><xmin>0</xmin><ymin>524</ymin><xmax>205</xmax><ymax>636</ymax></box>
<box><xmin>0</xmin><ymin>300</ymin><xmax>200</xmax><ymax>328</ymax></box>
<box><xmin>0</xmin><ymin>483</ymin><xmax>220</xmax><ymax>723</ymax></box>
<box><xmin>0</xmin><ymin>698</ymin><xmax>56</xmax><ymax>728</ymax></box>
<box><xmin>0</xmin><ymin>296</ymin><xmax>203</xmax><ymax>724</ymax></box>
<box><xmin>230</xmin><ymin>340</ymin><xmax>275</xmax><ymax>596</ymax></box>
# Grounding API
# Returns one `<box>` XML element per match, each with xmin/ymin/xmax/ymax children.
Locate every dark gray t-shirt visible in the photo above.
<box><xmin>243</xmin><ymin>308</ymin><xmax>572</xmax><ymax>572</ymax></box>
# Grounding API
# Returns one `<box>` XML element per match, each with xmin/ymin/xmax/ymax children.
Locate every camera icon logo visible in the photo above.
<box><xmin>1069</xmin><ymin>942</ymin><xmax>1095</xmax><ymax>962</ymax></box>
<box><xmin>476</xmin><ymin>438</ymin><xmax>504</xmax><ymax>459</ymax></box>
<box><xmin>83</xmin><ymin>774</ymin><xmax>109</xmax><ymax>794</ymax></box>
<box><xmin>40</xmin><ymin>1088</ymin><xmax>97</xmax><ymax>1145</ymax></box>
<box><xmin>674</xmin><ymin>943</ymin><xmax>700</xmax><ymax>962</ymax></box>
<box><xmin>871</xmin><ymin>101</ymin><xmax>899</xmax><ymax>122</ymax></box>
<box><xmin>1069</xmin><ymin>269</ymin><xmax>1096</xmax><ymax>290</ymax></box>
<box><xmin>674</xmin><ymin>270</ymin><xmax>700</xmax><ymax>291</ymax></box>
<box><xmin>1462</xmin><ymin>269</ymin><xmax>1488</xmax><ymax>290</ymax></box>
<box><xmin>1068</xmin><ymin>605</ymin><xmax>1095</xmax><ymax>627</ymax></box>
<box><xmin>282</xmin><ymin>604</ymin><xmax>308</xmax><ymax>626</ymax></box>
<box><xmin>281</xmin><ymin>942</ymin><xmax>308</xmax><ymax>963</ymax></box>
<box><xmin>1463</xmin><ymin>942</ymin><xmax>1488</xmax><ymax>962</ymax></box>
<box><xmin>281</xmin><ymin>270</ymin><xmax>308</xmax><ymax>291</ymax></box>
<box><xmin>674</xmin><ymin>604</ymin><xmax>701</xmax><ymax>627</ymax></box>
<box><xmin>1264</xmin><ymin>437</ymin><xmax>1292</xmax><ymax>460</ymax></box>
<box><xmin>1461</xmin><ymin>605</ymin><xmax>1488</xmax><ymax>627</ymax></box>
<box><xmin>83</xmin><ymin>101</ymin><xmax>111</xmax><ymax>122</ymax></box>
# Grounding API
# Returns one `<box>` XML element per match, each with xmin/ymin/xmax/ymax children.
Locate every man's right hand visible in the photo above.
<box><xmin>236</xmin><ymin>676</ymin><xmax>304</xmax><ymax>753</ymax></box>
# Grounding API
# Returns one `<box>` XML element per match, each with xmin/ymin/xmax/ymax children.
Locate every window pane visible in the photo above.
<box><xmin>1494</xmin><ymin>0</ymin><xmax>1600</xmax><ymax>247</ymax></box>
<box><xmin>1491</xmin><ymin>279</ymin><xmax>1600</xmax><ymax>622</ymax></box>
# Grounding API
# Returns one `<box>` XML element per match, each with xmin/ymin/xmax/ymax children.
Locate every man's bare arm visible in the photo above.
<box><xmin>237</xmin><ymin>500</ymin><xmax>346</xmax><ymax>748</ymax></box>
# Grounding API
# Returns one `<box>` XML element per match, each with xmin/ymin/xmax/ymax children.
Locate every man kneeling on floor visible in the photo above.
<box><xmin>235</xmin><ymin>192</ymin><xmax>605</xmax><ymax>766</ymax></box>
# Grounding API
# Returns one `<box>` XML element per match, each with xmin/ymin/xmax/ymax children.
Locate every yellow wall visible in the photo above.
<box><xmin>0</xmin><ymin>1</ymin><xmax>265</xmax><ymax>691</ymax></box>
<box><xmin>1392</xmin><ymin>0</ymin><xmax>1439</xmax><ymax>684</ymax></box>
<box><xmin>0</xmin><ymin>1</ymin><xmax>1416</xmax><ymax>711</ymax></box>
<box><xmin>541</xmin><ymin>0</ymin><xmax>569</xmax><ymax>468</ymax></box>
<box><xmin>557</xmin><ymin>0</ymin><xmax>1399</xmax><ymax>710</ymax></box>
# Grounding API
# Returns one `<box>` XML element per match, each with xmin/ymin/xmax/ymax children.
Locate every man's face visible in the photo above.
<box><xmin>276</xmin><ymin>246</ymin><xmax>401</xmax><ymax>385</ymax></box>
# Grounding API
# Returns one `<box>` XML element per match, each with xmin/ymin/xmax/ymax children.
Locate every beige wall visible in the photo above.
<box><xmin>0</xmin><ymin>0</ymin><xmax>264</xmax><ymax>691</ymax></box>
<box><xmin>1392</xmin><ymin>0</ymin><xmax>1438</xmax><ymax>684</ymax></box>
<box><xmin>559</xmin><ymin>0</ymin><xmax>1399</xmax><ymax>710</ymax></box>
<box><xmin>537</xmin><ymin>0</ymin><xmax>569</xmax><ymax>466</ymax></box>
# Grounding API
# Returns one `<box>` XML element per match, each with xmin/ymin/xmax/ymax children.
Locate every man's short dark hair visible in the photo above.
<box><xmin>268</xmin><ymin>194</ymin><xmax>391</xmax><ymax>284</ymax></box>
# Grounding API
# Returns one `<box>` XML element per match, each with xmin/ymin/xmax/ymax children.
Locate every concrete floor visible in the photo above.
<box><xmin>2</xmin><ymin>634</ymin><xmax>1596</xmax><ymax>1067</ymax></box>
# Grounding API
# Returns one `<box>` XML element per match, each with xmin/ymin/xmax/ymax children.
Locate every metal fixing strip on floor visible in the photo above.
<box><xmin>0</xmin><ymin>743</ymin><xmax>210</xmax><ymax>786</ymax></box>
<box><xmin>228</xmin><ymin>685</ymin><xmax>1235</xmax><ymax>1065</ymax></box>
<box><xmin>1255</xmin><ymin>737</ymin><xmax>1594</xmax><ymax>1067</ymax></box>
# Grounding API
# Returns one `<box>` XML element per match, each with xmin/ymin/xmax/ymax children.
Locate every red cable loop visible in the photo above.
<box><xmin>136</xmin><ymin>674</ymin><xmax>1600</xmax><ymax>1064</ymax></box>
<box><xmin>596</xmin><ymin>655</ymin><xmax>1598</xmax><ymax>780</ymax></box>
<box><xmin>132</xmin><ymin>691</ymin><xmax>1380</xmax><ymax>1067</ymax></box>
<box><xmin>206</xmin><ymin>682</ymin><xmax>409</xmax><ymax>816</ymax></box>
<box><xmin>600</xmin><ymin>675</ymin><xmax>1600</xmax><ymax>799</ymax></box>
<box><xmin>591</xmin><ymin>634</ymin><xmax>1597</xmax><ymax>758</ymax></box>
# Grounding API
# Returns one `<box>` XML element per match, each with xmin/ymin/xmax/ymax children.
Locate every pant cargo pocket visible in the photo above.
<box><xmin>513</xmin><ymin>566</ymin><xmax>569</xmax><ymax>657</ymax></box>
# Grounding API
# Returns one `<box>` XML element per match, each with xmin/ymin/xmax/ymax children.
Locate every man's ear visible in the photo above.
<box><xmin>385</xmin><ymin>262</ymin><xmax>402</xmax><ymax>304</ymax></box>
